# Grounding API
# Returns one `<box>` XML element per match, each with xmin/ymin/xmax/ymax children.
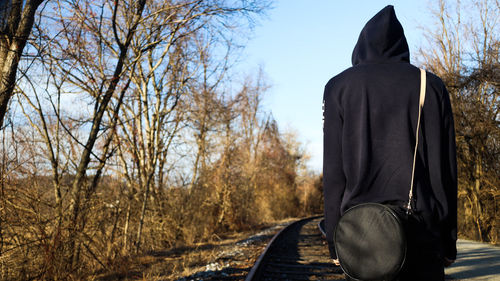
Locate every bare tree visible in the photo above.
<box><xmin>111</xmin><ymin>0</ymin><xmax>271</xmax><ymax>251</ymax></box>
<box><xmin>187</xmin><ymin>38</ymin><xmax>231</xmax><ymax>190</ymax></box>
<box><xmin>25</xmin><ymin>0</ymin><xmax>148</xmax><ymax>269</ymax></box>
<box><xmin>113</xmin><ymin>3</ymin><xmax>193</xmax><ymax>251</ymax></box>
<box><xmin>418</xmin><ymin>0</ymin><xmax>499</xmax><ymax>242</ymax></box>
<box><xmin>0</xmin><ymin>0</ymin><xmax>46</xmax><ymax>128</ymax></box>
<box><xmin>1</xmin><ymin>0</ymin><xmax>277</xmax><ymax>278</ymax></box>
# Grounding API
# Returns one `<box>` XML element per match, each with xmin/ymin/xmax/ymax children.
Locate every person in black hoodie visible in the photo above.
<box><xmin>323</xmin><ymin>5</ymin><xmax>457</xmax><ymax>281</ymax></box>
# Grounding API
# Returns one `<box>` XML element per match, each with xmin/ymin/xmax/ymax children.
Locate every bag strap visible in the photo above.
<box><xmin>407</xmin><ymin>68</ymin><xmax>426</xmax><ymax>214</ymax></box>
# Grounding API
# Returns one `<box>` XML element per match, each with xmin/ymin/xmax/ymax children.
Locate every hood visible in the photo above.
<box><xmin>351</xmin><ymin>5</ymin><xmax>410</xmax><ymax>66</ymax></box>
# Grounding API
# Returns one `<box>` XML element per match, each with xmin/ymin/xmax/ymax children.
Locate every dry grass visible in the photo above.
<box><xmin>0</xmin><ymin>171</ymin><xmax>322</xmax><ymax>280</ymax></box>
<box><xmin>93</xmin><ymin>218</ymin><xmax>297</xmax><ymax>280</ymax></box>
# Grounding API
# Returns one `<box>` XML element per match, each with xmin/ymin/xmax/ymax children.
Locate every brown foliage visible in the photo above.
<box><xmin>418</xmin><ymin>0</ymin><xmax>499</xmax><ymax>243</ymax></box>
<box><xmin>0</xmin><ymin>0</ymin><xmax>326</xmax><ymax>279</ymax></box>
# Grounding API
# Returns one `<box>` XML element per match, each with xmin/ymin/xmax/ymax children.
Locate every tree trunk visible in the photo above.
<box><xmin>0</xmin><ymin>0</ymin><xmax>44</xmax><ymax>128</ymax></box>
<box><xmin>66</xmin><ymin>0</ymin><xmax>147</xmax><ymax>268</ymax></box>
<box><xmin>123</xmin><ymin>199</ymin><xmax>131</xmax><ymax>254</ymax></box>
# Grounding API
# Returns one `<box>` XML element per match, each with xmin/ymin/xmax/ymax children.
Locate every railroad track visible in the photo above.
<box><xmin>245</xmin><ymin>216</ymin><xmax>345</xmax><ymax>280</ymax></box>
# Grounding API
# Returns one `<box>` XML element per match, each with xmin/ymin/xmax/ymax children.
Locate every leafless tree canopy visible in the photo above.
<box><xmin>418</xmin><ymin>0</ymin><xmax>499</xmax><ymax>243</ymax></box>
<box><xmin>0</xmin><ymin>0</ymin><xmax>324</xmax><ymax>279</ymax></box>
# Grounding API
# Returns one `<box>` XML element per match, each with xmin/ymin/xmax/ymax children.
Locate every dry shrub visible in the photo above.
<box><xmin>0</xmin><ymin>164</ymin><xmax>321</xmax><ymax>280</ymax></box>
<box><xmin>418</xmin><ymin>0</ymin><xmax>499</xmax><ymax>244</ymax></box>
<box><xmin>296</xmin><ymin>174</ymin><xmax>323</xmax><ymax>216</ymax></box>
<box><xmin>0</xmin><ymin>102</ymin><xmax>320</xmax><ymax>280</ymax></box>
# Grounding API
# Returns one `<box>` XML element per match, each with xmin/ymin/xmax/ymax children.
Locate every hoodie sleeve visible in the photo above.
<box><xmin>323</xmin><ymin>81</ymin><xmax>346</xmax><ymax>259</ymax></box>
<box><xmin>441</xmin><ymin>84</ymin><xmax>458</xmax><ymax>260</ymax></box>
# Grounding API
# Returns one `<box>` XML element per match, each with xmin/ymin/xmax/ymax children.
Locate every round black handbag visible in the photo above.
<box><xmin>334</xmin><ymin>203</ymin><xmax>407</xmax><ymax>281</ymax></box>
<box><xmin>333</xmin><ymin>68</ymin><xmax>427</xmax><ymax>281</ymax></box>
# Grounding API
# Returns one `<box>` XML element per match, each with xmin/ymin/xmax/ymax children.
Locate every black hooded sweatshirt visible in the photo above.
<box><xmin>323</xmin><ymin>5</ymin><xmax>457</xmax><ymax>261</ymax></box>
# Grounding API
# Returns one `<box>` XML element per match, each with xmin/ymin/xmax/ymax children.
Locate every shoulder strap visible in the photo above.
<box><xmin>407</xmin><ymin>68</ymin><xmax>426</xmax><ymax>214</ymax></box>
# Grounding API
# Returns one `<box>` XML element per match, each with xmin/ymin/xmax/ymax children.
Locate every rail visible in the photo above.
<box><xmin>245</xmin><ymin>216</ymin><xmax>343</xmax><ymax>280</ymax></box>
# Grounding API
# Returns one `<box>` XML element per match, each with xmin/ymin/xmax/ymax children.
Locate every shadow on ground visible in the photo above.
<box><xmin>445</xmin><ymin>240</ymin><xmax>500</xmax><ymax>280</ymax></box>
<box><xmin>94</xmin><ymin>229</ymin><xmax>277</xmax><ymax>280</ymax></box>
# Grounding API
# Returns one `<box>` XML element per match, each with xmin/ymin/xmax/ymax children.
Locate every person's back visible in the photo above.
<box><xmin>322</xmin><ymin>5</ymin><xmax>457</xmax><ymax>280</ymax></box>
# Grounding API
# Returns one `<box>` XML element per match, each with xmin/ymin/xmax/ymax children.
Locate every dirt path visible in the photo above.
<box><xmin>445</xmin><ymin>239</ymin><xmax>500</xmax><ymax>280</ymax></box>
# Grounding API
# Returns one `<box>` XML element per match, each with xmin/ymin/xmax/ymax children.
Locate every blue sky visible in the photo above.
<box><xmin>240</xmin><ymin>1</ymin><xmax>434</xmax><ymax>172</ymax></box>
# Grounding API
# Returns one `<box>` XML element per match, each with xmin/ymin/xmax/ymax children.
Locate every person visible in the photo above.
<box><xmin>322</xmin><ymin>5</ymin><xmax>457</xmax><ymax>281</ymax></box>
